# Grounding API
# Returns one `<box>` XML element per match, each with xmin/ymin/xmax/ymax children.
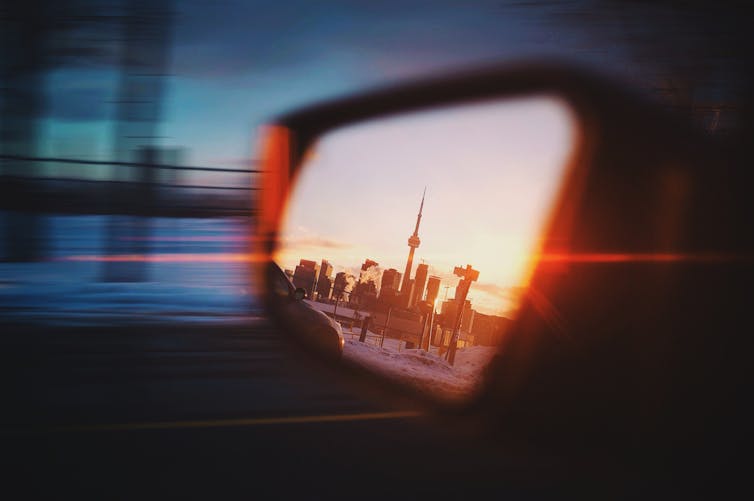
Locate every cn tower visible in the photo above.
<box><xmin>400</xmin><ymin>188</ymin><xmax>426</xmax><ymax>295</ymax></box>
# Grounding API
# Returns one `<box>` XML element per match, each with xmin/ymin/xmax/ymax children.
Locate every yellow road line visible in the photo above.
<box><xmin>18</xmin><ymin>411</ymin><xmax>422</xmax><ymax>434</ymax></box>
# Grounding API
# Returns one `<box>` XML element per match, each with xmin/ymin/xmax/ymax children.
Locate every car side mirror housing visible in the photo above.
<box><xmin>256</xmin><ymin>61</ymin><xmax>749</xmax><ymax>455</ymax></box>
<box><xmin>293</xmin><ymin>288</ymin><xmax>306</xmax><ymax>301</ymax></box>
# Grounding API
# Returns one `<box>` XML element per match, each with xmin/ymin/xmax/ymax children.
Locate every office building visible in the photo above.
<box><xmin>425</xmin><ymin>275</ymin><xmax>441</xmax><ymax>306</ymax></box>
<box><xmin>316</xmin><ymin>259</ymin><xmax>333</xmax><ymax>300</ymax></box>
<box><xmin>292</xmin><ymin>259</ymin><xmax>319</xmax><ymax>298</ymax></box>
<box><xmin>410</xmin><ymin>263</ymin><xmax>429</xmax><ymax>307</ymax></box>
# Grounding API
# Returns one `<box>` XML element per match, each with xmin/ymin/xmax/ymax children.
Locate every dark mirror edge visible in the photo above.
<box><xmin>258</xmin><ymin>60</ymin><xmax>705</xmax><ymax>437</ymax></box>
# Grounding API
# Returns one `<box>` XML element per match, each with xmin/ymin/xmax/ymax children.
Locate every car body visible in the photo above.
<box><xmin>263</xmin><ymin>262</ymin><xmax>344</xmax><ymax>360</ymax></box>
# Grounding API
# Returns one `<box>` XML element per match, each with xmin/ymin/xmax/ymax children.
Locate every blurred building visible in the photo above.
<box><xmin>316</xmin><ymin>276</ymin><xmax>332</xmax><ymax>301</ymax></box>
<box><xmin>378</xmin><ymin>286</ymin><xmax>400</xmax><ymax>309</ymax></box>
<box><xmin>381</xmin><ymin>268</ymin><xmax>401</xmax><ymax>290</ymax></box>
<box><xmin>292</xmin><ymin>259</ymin><xmax>319</xmax><ymax>298</ymax></box>
<box><xmin>361</xmin><ymin>259</ymin><xmax>378</xmax><ymax>272</ymax></box>
<box><xmin>425</xmin><ymin>275</ymin><xmax>441</xmax><ymax>306</ymax></box>
<box><xmin>470</xmin><ymin>312</ymin><xmax>511</xmax><ymax>346</ymax></box>
<box><xmin>333</xmin><ymin>272</ymin><xmax>349</xmax><ymax>300</ymax></box>
<box><xmin>400</xmin><ymin>190</ymin><xmax>425</xmax><ymax>296</ymax></box>
<box><xmin>316</xmin><ymin>259</ymin><xmax>333</xmax><ymax>300</ymax></box>
<box><xmin>400</xmin><ymin>279</ymin><xmax>415</xmax><ymax>309</ymax></box>
<box><xmin>351</xmin><ymin>280</ymin><xmax>377</xmax><ymax>309</ymax></box>
<box><xmin>441</xmin><ymin>299</ymin><xmax>472</xmax><ymax>331</ymax></box>
<box><xmin>410</xmin><ymin>263</ymin><xmax>429</xmax><ymax>307</ymax></box>
<box><xmin>380</xmin><ymin>268</ymin><xmax>402</xmax><ymax>297</ymax></box>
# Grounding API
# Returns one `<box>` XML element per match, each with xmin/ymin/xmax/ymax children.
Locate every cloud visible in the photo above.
<box><xmin>284</xmin><ymin>236</ymin><xmax>352</xmax><ymax>250</ymax></box>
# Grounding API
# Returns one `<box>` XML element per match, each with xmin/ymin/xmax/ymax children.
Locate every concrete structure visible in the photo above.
<box><xmin>316</xmin><ymin>276</ymin><xmax>332</xmax><ymax>301</ymax></box>
<box><xmin>380</xmin><ymin>268</ymin><xmax>402</xmax><ymax>297</ymax></box>
<box><xmin>410</xmin><ymin>263</ymin><xmax>429</xmax><ymax>307</ymax></box>
<box><xmin>425</xmin><ymin>275</ymin><xmax>441</xmax><ymax>306</ymax></box>
<box><xmin>400</xmin><ymin>188</ymin><xmax>425</xmax><ymax>296</ymax></box>
<box><xmin>399</xmin><ymin>279</ymin><xmax>415</xmax><ymax>309</ymax></box>
<box><xmin>471</xmin><ymin>312</ymin><xmax>511</xmax><ymax>345</ymax></box>
<box><xmin>316</xmin><ymin>259</ymin><xmax>333</xmax><ymax>300</ymax></box>
<box><xmin>441</xmin><ymin>299</ymin><xmax>472</xmax><ymax>331</ymax></box>
<box><xmin>333</xmin><ymin>272</ymin><xmax>349</xmax><ymax>300</ymax></box>
<box><xmin>292</xmin><ymin>259</ymin><xmax>319</xmax><ymax>298</ymax></box>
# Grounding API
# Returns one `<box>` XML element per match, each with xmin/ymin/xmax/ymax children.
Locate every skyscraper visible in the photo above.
<box><xmin>410</xmin><ymin>263</ymin><xmax>429</xmax><ymax>307</ymax></box>
<box><xmin>401</xmin><ymin>279</ymin><xmax>415</xmax><ymax>309</ymax></box>
<box><xmin>292</xmin><ymin>259</ymin><xmax>319</xmax><ymax>298</ymax></box>
<box><xmin>380</xmin><ymin>268</ymin><xmax>402</xmax><ymax>295</ymax></box>
<box><xmin>425</xmin><ymin>275</ymin><xmax>441</xmax><ymax>306</ymax></box>
<box><xmin>333</xmin><ymin>272</ymin><xmax>349</xmax><ymax>300</ymax></box>
<box><xmin>400</xmin><ymin>188</ymin><xmax>425</xmax><ymax>296</ymax></box>
<box><xmin>316</xmin><ymin>259</ymin><xmax>333</xmax><ymax>300</ymax></box>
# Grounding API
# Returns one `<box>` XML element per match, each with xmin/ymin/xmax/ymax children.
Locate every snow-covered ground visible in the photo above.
<box><xmin>306</xmin><ymin>299</ymin><xmax>498</xmax><ymax>400</ymax></box>
<box><xmin>0</xmin><ymin>215</ymin><xmax>261</xmax><ymax>325</ymax></box>
<box><xmin>339</xmin><ymin>325</ymin><xmax>498</xmax><ymax>401</ymax></box>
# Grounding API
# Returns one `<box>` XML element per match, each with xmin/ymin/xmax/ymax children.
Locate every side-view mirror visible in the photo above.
<box><xmin>292</xmin><ymin>288</ymin><xmax>307</xmax><ymax>301</ymax></box>
<box><xmin>255</xmin><ymin>61</ymin><xmax>749</xmax><ymax>459</ymax></box>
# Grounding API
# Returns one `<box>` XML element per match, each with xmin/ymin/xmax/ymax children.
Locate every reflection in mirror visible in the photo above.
<box><xmin>276</xmin><ymin>96</ymin><xmax>577</xmax><ymax>402</ymax></box>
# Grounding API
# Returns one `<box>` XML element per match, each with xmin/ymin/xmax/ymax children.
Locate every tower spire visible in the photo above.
<box><xmin>401</xmin><ymin>188</ymin><xmax>426</xmax><ymax>299</ymax></box>
<box><xmin>413</xmin><ymin>186</ymin><xmax>425</xmax><ymax>236</ymax></box>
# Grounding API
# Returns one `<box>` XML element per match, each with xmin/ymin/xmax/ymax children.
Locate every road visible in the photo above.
<box><xmin>1</xmin><ymin>320</ymin><xmax>624</xmax><ymax>499</ymax></box>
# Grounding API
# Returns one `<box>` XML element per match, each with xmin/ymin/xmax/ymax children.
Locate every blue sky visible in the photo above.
<box><xmin>42</xmin><ymin>0</ymin><xmax>729</xmax><ymax>170</ymax></box>
<box><xmin>41</xmin><ymin>1</ymin><xmax>620</xmax><ymax>168</ymax></box>
<box><xmin>40</xmin><ymin>0</ymin><xmax>742</xmax><ymax>171</ymax></box>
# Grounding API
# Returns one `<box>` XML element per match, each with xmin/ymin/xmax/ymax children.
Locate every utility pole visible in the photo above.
<box><xmin>447</xmin><ymin>265</ymin><xmax>479</xmax><ymax>365</ymax></box>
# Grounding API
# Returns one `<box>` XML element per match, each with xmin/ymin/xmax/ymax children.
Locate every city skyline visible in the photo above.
<box><xmin>275</xmin><ymin>97</ymin><xmax>577</xmax><ymax>316</ymax></box>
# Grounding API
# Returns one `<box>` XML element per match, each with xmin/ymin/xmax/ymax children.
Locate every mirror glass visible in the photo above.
<box><xmin>276</xmin><ymin>96</ymin><xmax>577</xmax><ymax>402</ymax></box>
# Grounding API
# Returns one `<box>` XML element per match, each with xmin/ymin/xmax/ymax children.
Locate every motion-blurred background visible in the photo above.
<box><xmin>1</xmin><ymin>0</ymin><xmax>750</xmax><ymax>323</ymax></box>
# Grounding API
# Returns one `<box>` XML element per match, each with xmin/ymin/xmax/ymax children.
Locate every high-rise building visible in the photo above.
<box><xmin>440</xmin><ymin>299</ymin><xmax>472</xmax><ymax>331</ymax></box>
<box><xmin>333</xmin><ymin>272</ymin><xmax>349</xmax><ymax>300</ymax></box>
<box><xmin>351</xmin><ymin>280</ymin><xmax>377</xmax><ymax>308</ymax></box>
<box><xmin>292</xmin><ymin>259</ymin><xmax>319</xmax><ymax>298</ymax></box>
<box><xmin>461</xmin><ymin>304</ymin><xmax>475</xmax><ymax>333</ymax></box>
<box><xmin>400</xmin><ymin>188</ymin><xmax>426</xmax><ymax>296</ymax></box>
<box><xmin>425</xmin><ymin>275</ymin><xmax>441</xmax><ymax>306</ymax></box>
<box><xmin>410</xmin><ymin>263</ymin><xmax>429</xmax><ymax>307</ymax></box>
<box><xmin>316</xmin><ymin>259</ymin><xmax>333</xmax><ymax>300</ymax></box>
<box><xmin>401</xmin><ymin>279</ymin><xmax>415</xmax><ymax>309</ymax></box>
<box><xmin>470</xmin><ymin>312</ymin><xmax>512</xmax><ymax>346</ymax></box>
<box><xmin>316</xmin><ymin>276</ymin><xmax>332</xmax><ymax>301</ymax></box>
<box><xmin>361</xmin><ymin>259</ymin><xmax>378</xmax><ymax>272</ymax></box>
<box><xmin>380</xmin><ymin>268</ymin><xmax>402</xmax><ymax>296</ymax></box>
